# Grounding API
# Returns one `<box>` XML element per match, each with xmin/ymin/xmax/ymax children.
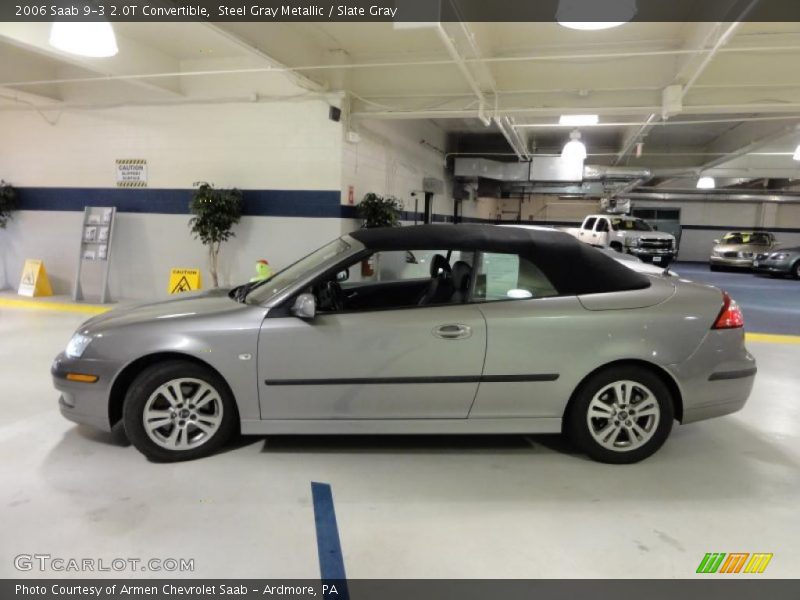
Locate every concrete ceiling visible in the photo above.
<box><xmin>2</xmin><ymin>20</ymin><xmax>800</xmax><ymax>187</ymax></box>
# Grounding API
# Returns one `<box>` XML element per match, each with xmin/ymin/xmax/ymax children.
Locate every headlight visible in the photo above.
<box><xmin>626</xmin><ymin>238</ymin><xmax>640</xmax><ymax>247</ymax></box>
<box><xmin>65</xmin><ymin>333</ymin><xmax>92</xmax><ymax>358</ymax></box>
<box><xmin>771</xmin><ymin>253</ymin><xmax>788</xmax><ymax>260</ymax></box>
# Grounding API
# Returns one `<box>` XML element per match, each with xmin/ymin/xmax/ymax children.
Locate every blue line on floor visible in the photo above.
<box><xmin>311</xmin><ymin>482</ymin><xmax>349</xmax><ymax>600</ymax></box>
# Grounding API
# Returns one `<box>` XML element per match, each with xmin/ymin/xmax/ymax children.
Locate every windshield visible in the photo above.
<box><xmin>722</xmin><ymin>232</ymin><xmax>771</xmax><ymax>245</ymax></box>
<box><xmin>245</xmin><ymin>238</ymin><xmax>351</xmax><ymax>304</ymax></box>
<box><xmin>611</xmin><ymin>218</ymin><xmax>652</xmax><ymax>232</ymax></box>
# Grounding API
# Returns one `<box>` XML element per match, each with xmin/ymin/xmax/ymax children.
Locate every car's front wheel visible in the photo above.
<box><xmin>566</xmin><ymin>366</ymin><xmax>674</xmax><ymax>464</ymax></box>
<box><xmin>123</xmin><ymin>361</ymin><xmax>237</xmax><ymax>462</ymax></box>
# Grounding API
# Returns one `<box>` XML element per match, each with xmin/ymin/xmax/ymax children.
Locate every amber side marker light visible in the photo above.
<box><xmin>713</xmin><ymin>291</ymin><xmax>745</xmax><ymax>329</ymax></box>
<box><xmin>65</xmin><ymin>373</ymin><xmax>99</xmax><ymax>383</ymax></box>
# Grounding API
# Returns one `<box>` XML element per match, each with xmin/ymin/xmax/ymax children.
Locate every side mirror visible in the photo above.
<box><xmin>336</xmin><ymin>269</ymin><xmax>349</xmax><ymax>283</ymax></box>
<box><xmin>405</xmin><ymin>251</ymin><xmax>418</xmax><ymax>264</ymax></box>
<box><xmin>291</xmin><ymin>293</ymin><xmax>316</xmax><ymax>319</ymax></box>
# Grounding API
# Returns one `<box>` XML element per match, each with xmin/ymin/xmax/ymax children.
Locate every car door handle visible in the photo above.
<box><xmin>433</xmin><ymin>324</ymin><xmax>472</xmax><ymax>340</ymax></box>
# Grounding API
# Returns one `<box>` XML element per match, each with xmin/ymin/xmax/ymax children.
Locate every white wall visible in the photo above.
<box><xmin>341</xmin><ymin>119</ymin><xmax>494</xmax><ymax>225</ymax></box>
<box><xmin>0</xmin><ymin>99</ymin><xmax>346</xmax><ymax>299</ymax></box>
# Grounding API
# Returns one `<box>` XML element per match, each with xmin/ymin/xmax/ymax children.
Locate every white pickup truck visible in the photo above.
<box><xmin>566</xmin><ymin>214</ymin><xmax>677</xmax><ymax>266</ymax></box>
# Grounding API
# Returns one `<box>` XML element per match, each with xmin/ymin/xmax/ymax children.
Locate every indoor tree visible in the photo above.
<box><xmin>188</xmin><ymin>182</ymin><xmax>243</xmax><ymax>288</ymax></box>
<box><xmin>0</xmin><ymin>180</ymin><xmax>17</xmax><ymax>229</ymax></box>
<box><xmin>357</xmin><ymin>192</ymin><xmax>401</xmax><ymax>228</ymax></box>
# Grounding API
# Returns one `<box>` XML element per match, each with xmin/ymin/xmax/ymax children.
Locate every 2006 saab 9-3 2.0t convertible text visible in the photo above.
<box><xmin>52</xmin><ymin>225</ymin><xmax>756</xmax><ymax>464</ymax></box>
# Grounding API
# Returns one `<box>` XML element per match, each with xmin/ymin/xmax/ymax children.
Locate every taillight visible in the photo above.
<box><xmin>712</xmin><ymin>291</ymin><xmax>744</xmax><ymax>329</ymax></box>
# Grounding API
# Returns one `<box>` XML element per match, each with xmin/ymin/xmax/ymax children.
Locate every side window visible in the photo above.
<box><xmin>584</xmin><ymin>217</ymin><xmax>597</xmax><ymax>230</ymax></box>
<box><xmin>351</xmin><ymin>249</ymin><xmax>472</xmax><ymax>284</ymax></box>
<box><xmin>472</xmin><ymin>252</ymin><xmax>558</xmax><ymax>302</ymax></box>
<box><xmin>595</xmin><ymin>219</ymin><xmax>609</xmax><ymax>232</ymax></box>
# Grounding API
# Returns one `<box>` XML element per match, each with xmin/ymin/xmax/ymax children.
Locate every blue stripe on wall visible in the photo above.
<box><xmin>16</xmin><ymin>187</ymin><xmax>359</xmax><ymax>219</ymax></box>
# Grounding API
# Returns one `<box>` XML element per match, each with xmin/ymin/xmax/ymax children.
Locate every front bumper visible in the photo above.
<box><xmin>752</xmin><ymin>259</ymin><xmax>792</xmax><ymax>275</ymax></box>
<box><xmin>709</xmin><ymin>255</ymin><xmax>754</xmax><ymax>268</ymax></box>
<box><xmin>52</xmin><ymin>352</ymin><xmax>117</xmax><ymax>432</ymax></box>
<box><xmin>668</xmin><ymin>329</ymin><xmax>756</xmax><ymax>424</ymax></box>
<box><xmin>627</xmin><ymin>247</ymin><xmax>676</xmax><ymax>265</ymax></box>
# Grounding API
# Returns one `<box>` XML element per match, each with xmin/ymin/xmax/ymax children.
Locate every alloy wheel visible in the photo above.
<box><xmin>142</xmin><ymin>378</ymin><xmax>224</xmax><ymax>450</ymax></box>
<box><xmin>586</xmin><ymin>380</ymin><xmax>661</xmax><ymax>452</ymax></box>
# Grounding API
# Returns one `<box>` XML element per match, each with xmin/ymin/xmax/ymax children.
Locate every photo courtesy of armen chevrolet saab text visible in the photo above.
<box><xmin>52</xmin><ymin>225</ymin><xmax>756</xmax><ymax>464</ymax></box>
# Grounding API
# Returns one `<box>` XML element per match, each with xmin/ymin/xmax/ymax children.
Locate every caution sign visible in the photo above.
<box><xmin>168</xmin><ymin>268</ymin><xmax>202</xmax><ymax>295</ymax></box>
<box><xmin>116</xmin><ymin>159</ymin><xmax>147</xmax><ymax>188</ymax></box>
<box><xmin>18</xmin><ymin>259</ymin><xmax>54</xmax><ymax>297</ymax></box>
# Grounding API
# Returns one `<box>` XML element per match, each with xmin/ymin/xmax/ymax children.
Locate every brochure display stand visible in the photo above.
<box><xmin>72</xmin><ymin>206</ymin><xmax>116</xmax><ymax>304</ymax></box>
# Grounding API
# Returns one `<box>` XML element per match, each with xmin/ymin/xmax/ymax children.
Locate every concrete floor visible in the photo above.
<box><xmin>1</xmin><ymin>306</ymin><xmax>798</xmax><ymax>579</ymax></box>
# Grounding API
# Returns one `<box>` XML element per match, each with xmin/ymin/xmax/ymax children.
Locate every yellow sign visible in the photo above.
<box><xmin>18</xmin><ymin>259</ymin><xmax>53</xmax><ymax>297</ymax></box>
<box><xmin>168</xmin><ymin>268</ymin><xmax>202</xmax><ymax>294</ymax></box>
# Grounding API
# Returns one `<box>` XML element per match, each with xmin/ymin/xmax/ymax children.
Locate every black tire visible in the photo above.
<box><xmin>565</xmin><ymin>366</ymin><xmax>674</xmax><ymax>464</ymax></box>
<box><xmin>709</xmin><ymin>264</ymin><xmax>720</xmax><ymax>272</ymax></box>
<box><xmin>123</xmin><ymin>360</ymin><xmax>238</xmax><ymax>462</ymax></box>
<box><xmin>793</xmin><ymin>260</ymin><xmax>800</xmax><ymax>280</ymax></box>
<box><xmin>610</xmin><ymin>243</ymin><xmax>623</xmax><ymax>253</ymax></box>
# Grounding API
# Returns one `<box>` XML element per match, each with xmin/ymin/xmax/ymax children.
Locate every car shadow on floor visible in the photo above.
<box><xmin>256</xmin><ymin>432</ymin><xmax>583</xmax><ymax>458</ymax></box>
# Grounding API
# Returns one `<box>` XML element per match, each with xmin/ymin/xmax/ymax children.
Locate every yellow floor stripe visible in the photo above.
<box><xmin>0</xmin><ymin>297</ymin><xmax>110</xmax><ymax>315</ymax></box>
<box><xmin>746</xmin><ymin>332</ymin><xmax>800</xmax><ymax>345</ymax></box>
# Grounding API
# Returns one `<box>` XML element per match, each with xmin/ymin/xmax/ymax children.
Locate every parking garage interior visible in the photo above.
<box><xmin>1</xmin><ymin>12</ymin><xmax>799</xmax><ymax>585</ymax></box>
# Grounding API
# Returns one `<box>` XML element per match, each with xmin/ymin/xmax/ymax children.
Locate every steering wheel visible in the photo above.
<box><xmin>317</xmin><ymin>280</ymin><xmax>345</xmax><ymax>312</ymax></box>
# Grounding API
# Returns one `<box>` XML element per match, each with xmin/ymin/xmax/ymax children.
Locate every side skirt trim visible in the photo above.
<box><xmin>264</xmin><ymin>374</ymin><xmax>560</xmax><ymax>386</ymax></box>
<box><xmin>241</xmin><ymin>417</ymin><xmax>563</xmax><ymax>435</ymax></box>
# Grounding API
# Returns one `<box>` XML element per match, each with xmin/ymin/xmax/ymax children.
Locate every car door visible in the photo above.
<box><xmin>468</xmin><ymin>251</ymin><xmax>581</xmax><ymax>420</ymax></box>
<box><xmin>257</xmin><ymin>251</ymin><xmax>487</xmax><ymax>420</ymax></box>
<box><xmin>593</xmin><ymin>218</ymin><xmax>610</xmax><ymax>247</ymax></box>
<box><xmin>578</xmin><ymin>217</ymin><xmax>596</xmax><ymax>242</ymax></box>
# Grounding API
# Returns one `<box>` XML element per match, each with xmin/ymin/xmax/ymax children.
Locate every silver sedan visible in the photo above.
<box><xmin>53</xmin><ymin>225</ymin><xmax>756</xmax><ymax>464</ymax></box>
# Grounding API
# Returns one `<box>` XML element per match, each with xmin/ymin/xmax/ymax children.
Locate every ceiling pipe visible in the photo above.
<box><xmin>625</xmin><ymin>190</ymin><xmax>800</xmax><ymax>203</ymax></box>
<box><xmin>614</xmin><ymin>1</ymin><xmax>761</xmax><ymax>166</ymax></box>
<box><xmin>434</xmin><ymin>23</ymin><xmax>492</xmax><ymax>127</ymax></box>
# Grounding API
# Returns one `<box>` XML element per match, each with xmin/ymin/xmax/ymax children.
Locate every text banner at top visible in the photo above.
<box><xmin>7</xmin><ymin>0</ymin><xmax>800</xmax><ymax>23</ymax></box>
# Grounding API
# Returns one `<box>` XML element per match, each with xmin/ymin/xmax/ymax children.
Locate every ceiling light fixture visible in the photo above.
<box><xmin>562</xmin><ymin>129</ymin><xmax>587</xmax><ymax>163</ymax></box>
<box><xmin>49</xmin><ymin>22</ymin><xmax>118</xmax><ymax>58</ymax></box>
<box><xmin>697</xmin><ymin>176</ymin><xmax>716</xmax><ymax>190</ymax></box>
<box><xmin>557</xmin><ymin>0</ymin><xmax>637</xmax><ymax>31</ymax></box>
<box><xmin>793</xmin><ymin>145</ymin><xmax>800</xmax><ymax>161</ymax></box>
<box><xmin>559</xmin><ymin>114</ymin><xmax>599</xmax><ymax>127</ymax></box>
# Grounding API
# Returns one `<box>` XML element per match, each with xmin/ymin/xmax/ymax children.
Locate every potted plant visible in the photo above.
<box><xmin>357</xmin><ymin>193</ymin><xmax>401</xmax><ymax>277</ymax></box>
<box><xmin>0</xmin><ymin>180</ymin><xmax>16</xmax><ymax>290</ymax></box>
<box><xmin>0</xmin><ymin>180</ymin><xmax>17</xmax><ymax>229</ymax></box>
<box><xmin>188</xmin><ymin>182</ymin><xmax>243</xmax><ymax>288</ymax></box>
<box><xmin>357</xmin><ymin>192</ymin><xmax>401</xmax><ymax>228</ymax></box>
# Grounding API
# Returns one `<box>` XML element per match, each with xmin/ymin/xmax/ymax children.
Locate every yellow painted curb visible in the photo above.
<box><xmin>0</xmin><ymin>297</ymin><xmax>110</xmax><ymax>315</ymax></box>
<box><xmin>746</xmin><ymin>332</ymin><xmax>800</xmax><ymax>345</ymax></box>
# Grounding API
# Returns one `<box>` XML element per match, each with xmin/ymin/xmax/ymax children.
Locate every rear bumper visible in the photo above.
<box><xmin>668</xmin><ymin>330</ymin><xmax>756</xmax><ymax>424</ymax></box>
<box><xmin>52</xmin><ymin>352</ymin><xmax>116</xmax><ymax>432</ymax></box>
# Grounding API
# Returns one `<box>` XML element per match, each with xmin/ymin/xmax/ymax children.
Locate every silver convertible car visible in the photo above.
<box><xmin>52</xmin><ymin>225</ymin><xmax>756</xmax><ymax>464</ymax></box>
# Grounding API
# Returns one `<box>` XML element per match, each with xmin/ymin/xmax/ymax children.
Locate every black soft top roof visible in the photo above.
<box><xmin>349</xmin><ymin>224</ymin><xmax>651</xmax><ymax>296</ymax></box>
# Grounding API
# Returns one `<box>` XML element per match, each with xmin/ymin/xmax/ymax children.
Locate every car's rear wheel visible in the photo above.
<box><xmin>709</xmin><ymin>264</ymin><xmax>720</xmax><ymax>272</ymax></box>
<box><xmin>566</xmin><ymin>366</ymin><xmax>674</xmax><ymax>464</ymax></box>
<box><xmin>123</xmin><ymin>361</ymin><xmax>237</xmax><ymax>462</ymax></box>
<box><xmin>793</xmin><ymin>260</ymin><xmax>800</xmax><ymax>280</ymax></box>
